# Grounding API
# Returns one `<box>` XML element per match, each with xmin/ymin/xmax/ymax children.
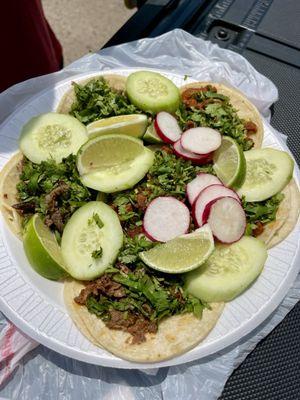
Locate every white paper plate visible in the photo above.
<box><xmin>0</xmin><ymin>69</ymin><xmax>299</xmax><ymax>369</ymax></box>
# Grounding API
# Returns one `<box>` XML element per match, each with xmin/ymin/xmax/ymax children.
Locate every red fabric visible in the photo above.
<box><xmin>0</xmin><ymin>0</ymin><xmax>63</xmax><ymax>92</ymax></box>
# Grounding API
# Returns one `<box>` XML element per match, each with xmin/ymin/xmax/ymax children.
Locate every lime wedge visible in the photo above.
<box><xmin>139</xmin><ymin>225</ymin><xmax>214</xmax><ymax>274</ymax></box>
<box><xmin>23</xmin><ymin>214</ymin><xmax>68</xmax><ymax>280</ymax></box>
<box><xmin>77</xmin><ymin>134</ymin><xmax>154</xmax><ymax>192</ymax></box>
<box><xmin>213</xmin><ymin>136</ymin><xmax>246</xmax><ymax>189</ymax></box>
<box><xmin>86</xmin><ymin>114</ymin><xmax>148</xmax><ymax>139</ymax></box>
<box><xmin>143</xmin><ymin>123</ymin><xmax>163</xmax><ymax>144</ymax></box>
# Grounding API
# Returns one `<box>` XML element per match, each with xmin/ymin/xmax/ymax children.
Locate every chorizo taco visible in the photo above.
<box><xmin>179</xmin><ymin>82</ymin><xmax>264</xmax><ymax>149</ymax></box>
<box><xmin>64</xmin><ymin>279</ymin><xmax>224</xmax><ymax>363</ymax></box>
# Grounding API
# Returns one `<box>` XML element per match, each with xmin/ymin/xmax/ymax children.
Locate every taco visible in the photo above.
<box><xmin>0</xmin><ymin>152</ymin><xmax>24</xmax><ymax>239</ymax></box>
<box><xmin>179</xmin><ymin>82</ymin><xmax>264</xmax><ymax>149</ymax></box>
<box><xmin>56</xmin><ymin>74</ymin><xmax>127</xmax><ymax>115</ymax></box>
<box><xmin>257</xmin><ymin>179</ymin><xmax>300</xmax><ymax>248</ymax></box>
<box><xmin>64</xmin><ymin>279</ymin><xmax>224</xmax><ymax>363</ymax></box>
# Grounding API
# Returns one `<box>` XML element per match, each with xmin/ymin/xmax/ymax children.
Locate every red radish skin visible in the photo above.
<box><xmin>143</xmin><ymin>196</ymin><xmax>190</xmax><ymax>242</ymax></box>
<box><xmin>186</xmin><ymin>173</ymin><xmax>222</xmax><ymax>205</ymax></box>
<box><xmin>192</xmin><ymin>184</ymin><xmax>240</xmax><ymax>227</ymax></box>
<box><xmin>205</xmin><ymin>197</ymin><xmax>246</xmax><ymax>243</ymax></box>
<box><xmin>173</xmin><ymin>140</ymin><xmax>213</xmax><ymax>165</ymax></box>
<box><xmin>154</xmin><ymin>112</ymin><xmax>182</xmax><ymax>144</ymax></box>
<box><xmin>202</xmin><ymin>197</ymin><xmax>227</xmax><ymax>224</ymax></box>
<box><xmin>181</xmin><ymin>127</ymin><xmax>222</xmax><ymax>155</ymax></box>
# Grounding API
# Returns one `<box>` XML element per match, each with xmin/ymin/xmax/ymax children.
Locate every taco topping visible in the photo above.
<box><xmin>243</xmin><ymin>193</ymin><xmax>284</xmax><ymax>235</ymax></box>
<box><xmin>13</xmin><ymin>154</ymin><xmax>92</xmax><ymax>234</ymax></box>
<box><xmin>177</xmin><ymin>85</ymin><xmax>255</xmax><ymax>151</ymax></box>
<box><xmin>70</xmin><ymin>78</ymin><xmax>140</xmax><ymax>125</ymax></box>
<box><xmin>75</xmin><ymin>251</ymin><xmax>206</xmax><ymax>344</ymax></box>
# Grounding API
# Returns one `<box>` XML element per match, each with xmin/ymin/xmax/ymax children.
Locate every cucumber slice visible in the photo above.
<box><xmin>143</xmin><ymin>123</ymin><xmax>163</xmax><ymax>144</ymax></box>
<box><xmin>238</xmin><ymin>148</ymin><xmax>294</xmax><ymax>201</ymax></box>
<box><xmin>61</xmin><ymin>201</ymin><xmax>123</xmax><ymax>280</ymax></box>
<box><xmin>126</xmin><ymin>71</ymin><xmax>180</xmax><ymax>113</ymax></box>
<box><xmin>19</xmin><ymin>112</ymin><xmax>88</xmax><ymax>163</ymax></box>
<box><xmin>185</xmin><ymin>236</ymin><xmax>267</xmax><ymax>302</ymax></box>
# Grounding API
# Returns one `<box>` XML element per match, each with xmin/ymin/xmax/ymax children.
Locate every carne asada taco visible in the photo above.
<box><xmin>56</xmin><ymin>74</ymin><xmax>127</xmax><ymax>115</ymax></box>
<box><xmin>179</xmin><ymin>82</ymin><xmax>264</xmax><ymax>149</ymax></box>
<box><xmin>64</xmin><ymin>279</ymin><xmax>224</xmax><ymax>362</ymax></box>
<box><xmin>0</xmin><ymin>152</ymin><xmax>23</xmax><ymax>239</ymax></box>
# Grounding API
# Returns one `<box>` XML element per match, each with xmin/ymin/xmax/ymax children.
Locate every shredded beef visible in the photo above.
<box><xmin>44</xmin><ymin>181</ymin><xmax>69</xmax><ymax>211</ymax></box>
<box><xmin>75</xmin><ymin>275</ymin><xmax>126</xmax><ymax>305</ymax></box>
<box><xmin>115</xmin><ymin>262</ymin><xmax>131</xmax><ymax>274</ymax></box>
<box><xmin>75</xmin><ymin>271</ymin><xmax>159</xmax><ymax>344</ymax></box>
<box><xmin>106</xmin><ymin>309</ymin><xmax>136</xmax><ymax>329</ymax></box>
<box><xmin>106</xmin><ymin>309</ymin><xmax>158</xmax><ymax>344</ymax></box>
<box><xmin>43</xmin><ymin>181</ymin><xmax>69</xmax><ymax>232</ymax></box>
<box><xmin>12</xmin><ymin>200</ymin><xmax>36</xmax><ymax>215</ymax></box>
<box><xmin>50</xmin><ymin>210</ymin><xmax>65</xmax><ymax>232</ymax></box>
<box><xmin>127</xmin><ymin>317</ymin><xmax>158</xmax><ymax>344</ymax></box>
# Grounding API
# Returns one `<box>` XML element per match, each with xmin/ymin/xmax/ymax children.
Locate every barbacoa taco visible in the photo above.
<box><xmin>179</xmin><ymin>82</ymin><xmax>264</xmax><ymax>149</ymax></box>
<box><xmin>64</xmin><ymin>279</ymin><xmax>224</xmax><ymax>362</ymax></box>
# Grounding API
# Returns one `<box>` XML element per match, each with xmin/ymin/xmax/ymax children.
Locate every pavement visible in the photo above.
<box><xmin>42</xmin><ymin>0</ymin><xmax>135</xmax><ymax>65</ymax></box>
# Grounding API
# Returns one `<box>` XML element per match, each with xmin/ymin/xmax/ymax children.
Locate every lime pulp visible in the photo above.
<box><xmin>139</xmin><ymin>225</ymin><xmax>214</xmax><ymax>274</ymax></box>
<box><xmin>213</xmin><ymin>136</ymin><xmax>246</xmax><ymax>189</ymax></box>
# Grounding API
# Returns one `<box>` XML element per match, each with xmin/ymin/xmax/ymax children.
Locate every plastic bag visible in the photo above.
<box><xmin>0</xmin><ymin>29</ymin><xmax>298</xmax><ymax>400</ymax></box>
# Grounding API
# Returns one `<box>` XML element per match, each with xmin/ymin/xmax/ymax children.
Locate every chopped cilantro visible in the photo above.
<box><xmin>110</xmin><ymin>148</ymin><xmax>214</xmax><ymax>231</ymax></box>
<box><xmin>88</xmin><ymin>212</ymin><xmax>104</xmax><ymax>228</ymax></box>
<box><xmin>92</xmin><ymin>247</ymin><xmax>103</xmax><ymax>259</ymax></box>
<box><xmin>86</xmin><ymin>263</ymin><xmax>206</xmax><ymax>323</ymax></box>
<box><xmin>118</xmin><ymin>235</ymin><xmax>155</xmax><ymax>265</ymax></box>
<box><xmin>243</xmin><ymin>193</ymin><xmax>284</xmax><ymax>235</ymax></box>
<box><xmin>16</xmin><ymin>155</ymin><xmax>93</xmax><ymax>231</ymax></box>
<box><xmin>70</xmin><ymin>78</ymin><xmax>141</xmax><ymax>124</ymax></box>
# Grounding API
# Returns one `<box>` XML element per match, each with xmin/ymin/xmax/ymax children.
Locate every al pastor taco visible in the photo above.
<box><xmin>179</xmin><ymin>82</ymin><xmax>264</xmax><ymax>149</ymax></box>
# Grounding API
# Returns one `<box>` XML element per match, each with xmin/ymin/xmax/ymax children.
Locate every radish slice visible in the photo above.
<box><xmin>193</xmin><ymin>184</ymin><xmax>240</xmax><ymax>227</ymax></box>
<box><xmin>173</xmin><ymin>140</ymin><xmax>213</xmax><ymax>165</ymax></box>
<box><xmin>204</xmin><ymin>197</ymin><xmax>246</xmax><ymax>243</ymax></box>
<box><xmin>154</xmin><ymin>112</ymin><xmax>182</xmax><ymax>144</ymax></box>
<box><xmin>181</xmin><ymin>127</ymin><xmax>221</xmax><ymax>154</ymax></box>
<box><xmin>187</xmin><ymin>173</ymin><xmax>222</xmax><ymax>205</ymax></box>
<box><xmin>143</xmin><ymin>197</ymin><xmax>190</xmax><ymax>242</ymax></box>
